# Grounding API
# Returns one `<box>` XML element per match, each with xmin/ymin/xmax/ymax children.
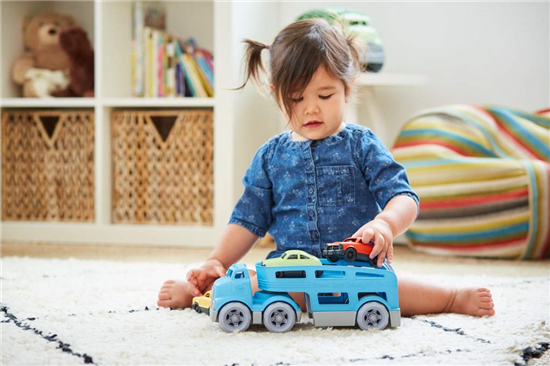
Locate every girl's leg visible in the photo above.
<box><xmin>398</xmin><ymin>273</ymin><xmax>495</xmax><ymax>317</ymax></box>
<box><xmin>157</xmin><ymin>272</ymin><xmax>494</xmax><ymax>318</ymax></box>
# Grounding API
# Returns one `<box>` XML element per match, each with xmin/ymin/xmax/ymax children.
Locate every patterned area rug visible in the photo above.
<box><xmin>2</xmin><ymin>257</ymin><xmax>549</xmax><ymax>365</ymax></box>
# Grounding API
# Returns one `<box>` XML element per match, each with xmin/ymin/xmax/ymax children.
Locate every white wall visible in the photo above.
<box><xmin>276</xmin><ymin>1</ymin><xmax>549</xmax><ymax>144</ymax></box>
<box><xmin>226</xmin><ymin>1</ymin><xmax>549</xmax><ymax>204</ymax></box>
<box><xmin>231</xmin><ymin>2</ymin><xmax>283</xmax><ymax>201</ymax></box>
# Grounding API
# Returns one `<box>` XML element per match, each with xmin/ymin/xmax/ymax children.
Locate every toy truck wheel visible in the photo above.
<box><xmin>369</xmin><ymin>256</ymin><xmax>379</xmax><ymax>267</ymax></box>
<box><xmin>218</xmin><ymin>302</ymin><xmax>252</xmax><ymax>333</ymax></box>
<box><xmin>263</xmin><ymin>302</ymin><xmax>296</xmax><ymax>333</ymax></box>
<box><xmin>356</xmin><ymin>301</ymin><xmax>389</xmax><ymax>330</ymax></box>
<box><xmin>344</xmin><ymin>248</ymin><xmax>357</xmax><ymax>262</ymax></box>
<box><xmin>328</xmin><ymin>255</ymin><xmax>339</xmax><ymax>262</ymax></box>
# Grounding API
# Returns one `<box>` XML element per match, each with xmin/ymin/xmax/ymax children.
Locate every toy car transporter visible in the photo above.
<box><xmin>205</xmin><ymin>247</ymin><xmax>400</xmax><ymax>333</ymax></box>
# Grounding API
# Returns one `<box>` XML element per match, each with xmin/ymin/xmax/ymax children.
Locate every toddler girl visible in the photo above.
<box><xmin>158</xmin><ymin>18</ymin><xmax>494</xmax><ymax>317</ymax></box>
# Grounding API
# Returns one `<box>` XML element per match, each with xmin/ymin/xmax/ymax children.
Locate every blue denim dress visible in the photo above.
<box><xmin>229</xmin><ymin>123</ymin><xmax>419</xmax><ymax>259</ymax></box>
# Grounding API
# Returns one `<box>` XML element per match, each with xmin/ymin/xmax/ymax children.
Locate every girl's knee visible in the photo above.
<box><xmin>290</xmin><ymin>292</ymin><xmax>306</xmax><ymax>312</ymax></box>
<box><xmin>249</xmin><ymin>270</ymin><xmax>259</xmax><ymax>294</ymax></box>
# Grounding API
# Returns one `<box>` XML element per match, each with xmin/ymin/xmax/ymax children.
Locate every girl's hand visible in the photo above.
<box><xmin>186</xmin><ymin>259</ymin><xmax>227</xmax><ymax>297</ymax></box>
<box><xmin>352</xmin><ymin>218</ymin><xmax>394</xmax><ymax>267</ymax></box>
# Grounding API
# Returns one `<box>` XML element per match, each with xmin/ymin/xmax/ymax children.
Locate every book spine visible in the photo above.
<box><xmin>145</xmin><ymin>27</ymin><xmax>153</xmax><ymax>98</ymax></box>
<box><xmin>175</xmin><ymin>61</ymin><xmax>182</xmax><ymax>96</ymax></box>
<box><xmin>196</xmin><ymin>51</ymin><xmax>213</xmax><ymax>86</ymax></box>
<box><xmin>166</xmin><ymin>39</ymin><xmax>175</xmax><ymax>97</ymax></box>
<box><xmin>175</xmin><ymin>41</ymin><xmax>195</xmax><ymax>96</ymax></box>
<box><xmin>152</xmin><ymin>30</ymin><xmax>158</xmax><ymax>97</ymax></box>
<box><xmin>162</xmin><ymin>34</ymin><xmax>168</xmax><ymax>97</ymax></box>
<box><xmin>190</xmin><ymin>53</ymin><xmax>212</xmax><ymax>97</ymax></box>
<box><xmin>157</xmin><ymin>32</ymin><xmax>164</xmax><ymax>97</ymax></box>
<box><xmin>132</xmin><ymin>2</ymin><xmax>144</xmax><ymax>96</ymax></box>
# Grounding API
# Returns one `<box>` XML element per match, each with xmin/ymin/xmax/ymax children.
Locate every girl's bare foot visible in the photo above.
<box><xmin>157</xmin><ymin>280</ymin><xmax>194</xmax><ymax>309</ymax></box>
<box><xmin>448</xmin><ymin>287</ymin><xmax>495</xmax><ymax>317</ymax></box>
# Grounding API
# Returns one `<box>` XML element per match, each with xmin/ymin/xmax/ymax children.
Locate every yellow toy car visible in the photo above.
<box><xmin>192</xmin><ymin>290</ymin><xmax>212</xmax><ymax>315</ymax></box>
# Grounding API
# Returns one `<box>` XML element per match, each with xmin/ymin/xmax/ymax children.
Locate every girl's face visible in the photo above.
<box><xmin>273</xmin><ymin>65</ymin><xmax>351</xmax><ymax>141</ymax></box>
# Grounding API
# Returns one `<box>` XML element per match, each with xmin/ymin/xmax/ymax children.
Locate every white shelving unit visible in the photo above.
<box><xmin>0</xmin><ymin>0</ymin><xmax>239</xmax><ymax>247</ymax></box>
<box><xmin>0</xmin><ymin>0</ymin><xmax>426</xmax><ymax>247</ymax></box>
<box><xmin>345</xmin><ymin>72</ymin><xmax>427</xmax><ymax>146</ymax></box>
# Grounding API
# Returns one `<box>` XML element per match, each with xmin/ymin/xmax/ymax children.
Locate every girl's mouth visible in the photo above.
<box><xmin>304</xmin><ymin>121</ymin><xmax>323</xmax><ymax>128</ymax></box>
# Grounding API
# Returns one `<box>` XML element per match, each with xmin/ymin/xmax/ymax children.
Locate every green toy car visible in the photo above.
<box><xmin>261</xmin><ymin>249</ymin><xmax>322</xmax><ymax>267</ymax></box>
<box><xmin>296</xmin><ymin>8</ymin><xmax>385</xmax><ymax>72</ymax></box>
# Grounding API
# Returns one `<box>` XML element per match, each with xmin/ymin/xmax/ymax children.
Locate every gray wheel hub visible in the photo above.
<box><xmin>263</xmin><ymin>302</ymin><xmax>296</xmax><ymax>333</ymax></box>
<box><xmin>218</xmin><ymin>302</ymin><xmax>252</xmax><ymax>333</ymax></box>
<box><xmin>227</xmin><ymin>310</ymin><xmax>244</xmax><ymax>327</ymax></box>
<box><xmin>270</xmin><ymin>310</ymin><xmax>288</xmax><ymax>327</ymax></box>
<box><xmin>356</xmin><ymin>301</ymin><xmax>389</xmax><ymax>330</ymax></box>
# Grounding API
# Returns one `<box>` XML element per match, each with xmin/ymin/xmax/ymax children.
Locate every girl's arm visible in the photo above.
<box><xmin>353</xmin><ymin>195</ymin><xmax>418</xmax><ymax>267</ymax></box>
<box><xmin>186</xmin><ymin>224</ymin><xmax>258</xmax><ymax>296</ymax></box>
<box><xmin>207</xmin><ymin>224</ymin><xmax>259</xmax><ymax>269</ymax></box>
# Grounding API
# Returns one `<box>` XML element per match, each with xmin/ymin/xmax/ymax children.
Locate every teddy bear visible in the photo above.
<box><xmin>52</xmin><ymin>26</ymin><xmax>95</xmax><ymax>97</ymax></box>
<box><xmin>11</xmin><ymin>13</ymin><xmax>75</xmax><ymax>97</ymax></box>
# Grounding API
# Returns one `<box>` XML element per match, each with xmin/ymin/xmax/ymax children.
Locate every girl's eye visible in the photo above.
<box><xmin>291</xmin><ymin>97</ymin><xmax>303</xmax><ymax>103</ymax></box>
<box><xmin>320</xmin><ymin>94</ymin><xmax>334</xmax><ymax>100</ymax></box>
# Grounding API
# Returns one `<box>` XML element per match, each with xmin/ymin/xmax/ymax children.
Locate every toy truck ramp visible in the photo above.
<box><xmin>256</xmin><ymin>260</ymin><xmax>401</xmax><ymax>329</ymax></box>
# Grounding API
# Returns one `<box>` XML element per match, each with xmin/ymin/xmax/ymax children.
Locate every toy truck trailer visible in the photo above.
<box><xmin>210</xmin><ymin>259</ymin><xmax>400</xmax><ymax>333</ymax></box>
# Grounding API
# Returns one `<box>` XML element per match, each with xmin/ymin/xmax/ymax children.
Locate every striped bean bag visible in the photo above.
<box><xmin>392</xmin><ymin>105</ymin><xmax>549</xmax><ymax>259</ymax></box>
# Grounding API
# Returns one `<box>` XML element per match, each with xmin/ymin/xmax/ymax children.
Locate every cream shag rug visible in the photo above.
<box><xmin>2</xmin><ymin>256</ymin><xmax>549</xmax><ymax>365</ymax></box>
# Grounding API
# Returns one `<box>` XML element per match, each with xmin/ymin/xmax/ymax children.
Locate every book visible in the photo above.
<box><xmin>132</xmin><ymin>6</ymin><xmax>215</xmax><ymax>98</ymax></box>
<box><xmin>152</xmin><ymin>30</ymin><xmax>158</xmax><ymax>97</ymax></box>
<box><xmin>144</xmin><ymin>27</ymin><xmax>153</xmax><ymax>97</ymax></box>
<box><xmin>166</xmin><ymin>38</ymin><xmax>176</xmax><ymax>97</ymax></box>
<box><xmin>195</xmin><ymin>50</ymin><xmax>213</xmax><ymax>87</ymax></box>
<box><xmin>174</xmin><ymin>41</ymin><xmax>196</xmax><ymax>96</ymax></box>
<box><xmin>189</xmin><ymin>52</ymin><xmax>213</xmax><ymax>97</ymax></box>
<box><xmin>175</xmin><ymin>61</ymin><xmax>182</xmax><ymax>96</ymax></box>
<box><xmin>157</xmin><ymin>31</ymin><xmax>164</xmax><ymax>97</ymax></box>
<box><xmin>183</xmin><ymin>52</ymin><xmax>207</xmax><ymax>97</ymax></box>
<box><xmin>181</xmin><ymin>41</ymin><xmax>209</xmax><ymax>97</ymax></box>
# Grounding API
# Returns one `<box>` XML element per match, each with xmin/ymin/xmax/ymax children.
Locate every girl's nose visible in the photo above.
<box><xmin>304</xmin><ymin>102</ymin><xmax>320</xmax><ymax>115</ymax></box>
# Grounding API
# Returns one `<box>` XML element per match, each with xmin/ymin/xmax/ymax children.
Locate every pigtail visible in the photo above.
<box><xmin>346</xmin><ymin>34</ymin><xmax>367</xmax><ymax>73</ymax></box>
<box><xmin>326</xmin><ymin>14</ymin><xmax>366</xmax><ymax>74</ymax></box>
<box><xmin>233</xmin><ymin>39</ymin><xmax>271</xmax><ymax>92</ymax></box>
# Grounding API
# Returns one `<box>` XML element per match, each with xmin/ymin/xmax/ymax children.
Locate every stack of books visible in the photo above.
<box><xmin>131</xmin><ymin>2</ymin><xmax>214</xmax><ymax>98</ymax></box>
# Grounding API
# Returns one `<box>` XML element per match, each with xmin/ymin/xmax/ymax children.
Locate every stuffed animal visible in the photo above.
<box><xmin>11</xmin><ymin>13</ymin><xmax>75</xmax><ymax>97</ymax></box>
<box><xmin>24</xmin><ymin>68</ymin><xmax>70</xmax><ymax>98</ymax></box>
<box><xmin>52</xmin><ymin>26</ymin><xmax>95</xmax><ymax>97</ymax></box>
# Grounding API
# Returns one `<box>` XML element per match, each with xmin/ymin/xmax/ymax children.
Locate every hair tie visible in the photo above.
<box><xmin>266</xmin><ymin>44</ymin><xmax>271</xmax><ymax>50</ymax></box>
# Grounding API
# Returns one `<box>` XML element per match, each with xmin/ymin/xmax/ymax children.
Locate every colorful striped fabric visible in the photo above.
<box><xmin>392</xmin><ymin>105</ymin><xmax>550</xmax><ymax>259</ymax></box>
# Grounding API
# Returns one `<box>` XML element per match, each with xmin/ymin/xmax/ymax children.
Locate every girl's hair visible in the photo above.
<box><xmin>234</xmin><ymin>17</ymin><xmax>365</xmax><ymax>119</ymax></box>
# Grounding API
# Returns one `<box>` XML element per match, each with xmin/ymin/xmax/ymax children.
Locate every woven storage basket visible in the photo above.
<box><xmin>111</xmin><ymin>109</ymin><xmax>214</xmax><ymax>225</ymax></box>
<box><xmin>1</xmin><ymin>109</ymin><xmax>95</xmax><ymax>222</ymax></box>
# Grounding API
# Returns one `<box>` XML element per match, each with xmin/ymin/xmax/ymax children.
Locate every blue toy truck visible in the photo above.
<box><xmin>209</xmin><ymin>256</ymin><xmax>400</xmax><ymax>333</ymax></box>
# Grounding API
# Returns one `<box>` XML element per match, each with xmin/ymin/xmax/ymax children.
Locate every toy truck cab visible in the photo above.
<box><xmin>209</xmin><ymin>264</ymin><xmax>253</xmax><ymax>325</ymax></box>
<box><xmin>210</xmin><ymin>263</ymin><xmax>302</xmax><ymax>333</ymax></box>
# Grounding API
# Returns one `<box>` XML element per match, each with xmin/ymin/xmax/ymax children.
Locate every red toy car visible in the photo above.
<box><xmin>323</xmin><ymin>237</ymin><xmax>378</xmax><ymax>265</ymax></box>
